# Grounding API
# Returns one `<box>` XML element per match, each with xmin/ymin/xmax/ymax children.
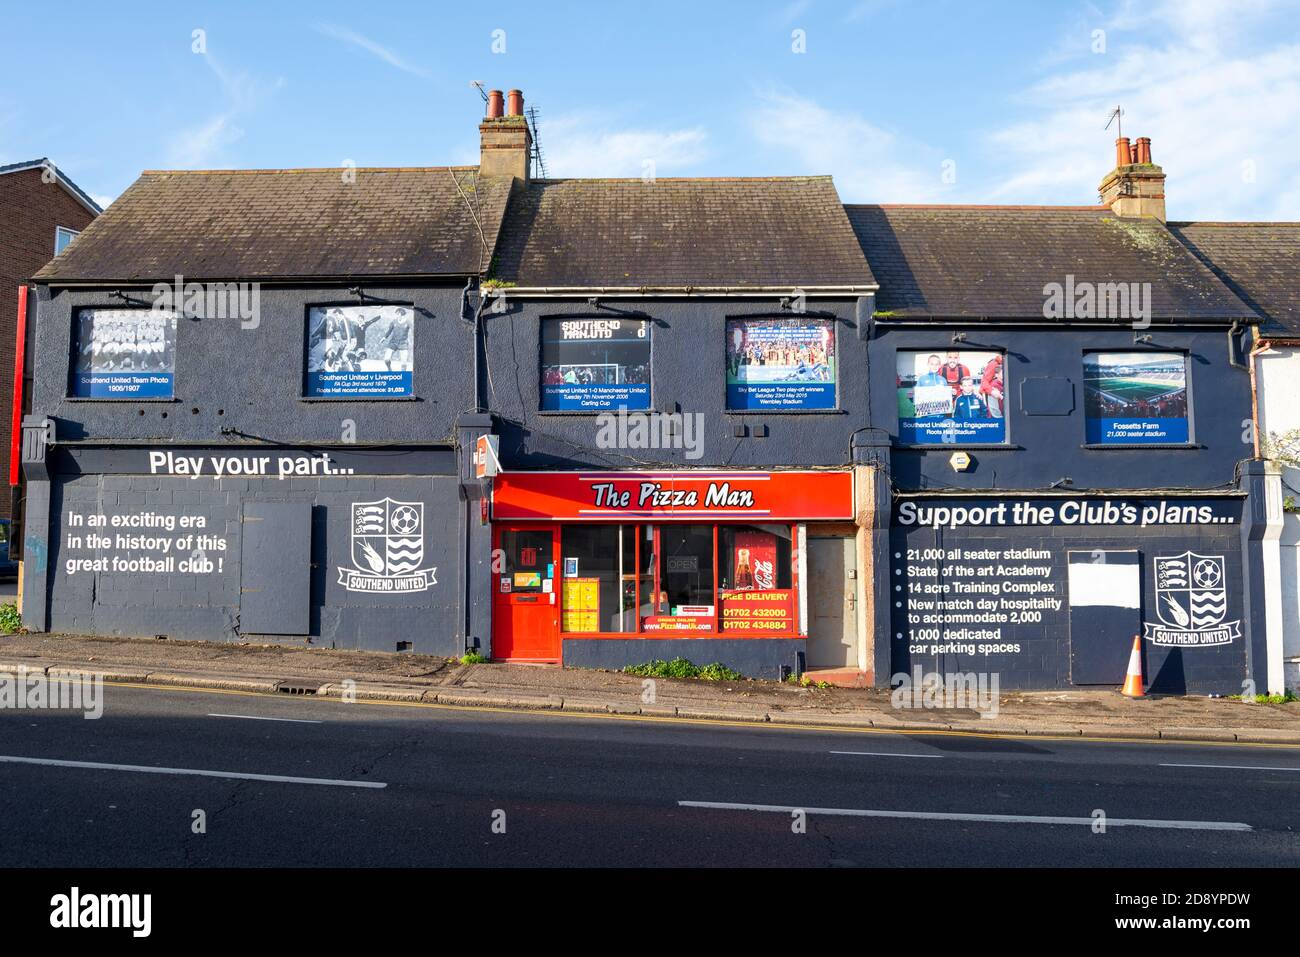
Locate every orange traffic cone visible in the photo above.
<box><xmin>1120</xmin><ymin>636</ymin><xmax>1145</xmax><ymax>698</ymax></box>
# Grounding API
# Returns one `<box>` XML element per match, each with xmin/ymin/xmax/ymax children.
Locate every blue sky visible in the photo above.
<box><xmin>3</xmin><ymin>0</ymin><xmax>1298</xmax><ymax>218</ymax></box>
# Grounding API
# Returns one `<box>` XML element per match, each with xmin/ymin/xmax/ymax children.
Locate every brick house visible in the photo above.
<box><xmin>0</xmin><ymin>159</ymin><xmax>100</xmax><ymax>526</ymax></box>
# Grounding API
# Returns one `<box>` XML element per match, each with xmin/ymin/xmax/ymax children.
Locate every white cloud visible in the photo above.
<box><xmin>167</xmin><ymin>114</ymin><xmax>244</xmax><ymax>170</ymax></box>
<box><xmin>540</xmin><ymin>112</ymin><xmax>710</xmax><ymax>178</ymax></box>
<box><xmin>987</xmin><ymin>0</ymin><xmax>1300</xmax><ymax>218</ymax></box>
<box><xmin>747</xmin><ymin>89</ymin><xmax>951</xmax><ymax>202</ymax></box>
<box><xmin>314</xmin><ymin>23</ymin><xmax>431</xmax><ymax>79</ymax></box>
<box><xmin>165</xmin><ymin>51</ymin><xmax>281</xmax><ymax>169</ymax></box>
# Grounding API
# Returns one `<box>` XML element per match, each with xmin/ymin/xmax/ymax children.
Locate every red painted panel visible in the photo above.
<box><xmin>493</xmin><ymin>470</ymin><xmax>854</xmax><ymax>521</ymax></box>
<box><xmin>10</xmin><ymin>285</ymin><xmax>27</xmax><ymax>487</ymax></box>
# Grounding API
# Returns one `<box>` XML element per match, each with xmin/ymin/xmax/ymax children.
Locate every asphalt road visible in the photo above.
<box><xmin>0</xmin><ymin>682</ymin><xmax>1297</xmax><ymax>867</ymax></box>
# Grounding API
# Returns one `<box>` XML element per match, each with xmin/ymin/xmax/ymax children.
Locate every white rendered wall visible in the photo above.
<box><xmin>1257</xmin><ymin>347</ymin><xmax>1300</xmax><ymax>690</ymax></box>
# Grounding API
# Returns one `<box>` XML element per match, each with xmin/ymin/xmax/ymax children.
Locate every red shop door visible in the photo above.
<box><xmin>491</xmin><ymin>524</ymin><xmax>561</xmax><ymax>662</ymax></box>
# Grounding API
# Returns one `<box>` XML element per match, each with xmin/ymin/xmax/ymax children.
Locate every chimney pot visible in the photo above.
<box><xmin>1115</xmin><ymin>137</ymin><xmax>1132</xmax><ymax>167</ymax></box>
<box><xmin>479</xmin><ymin>88</ymin><xmax>532</xmax><ymax>181</ymax></box>
<box><xmin>1100</xmin><ymin>134</ymin><xmax>1165</xmax><ymax>221</ymax></box>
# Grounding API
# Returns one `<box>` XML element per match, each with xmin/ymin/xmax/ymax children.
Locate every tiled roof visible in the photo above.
<box><xmin>491</xmin><ymin>176</ymin><xmax>876</xmax><ymax>291</ymax></box>
<box><xmin>845</xmin><ymin>205</ymin><xmax>1257</xmax><ymax>321</ymax></box>
<box><xmin>1168</xmin><ymin>222</ymin><xmax>1300</xmax><ymax>336</ymax></box>
<box><xmin>34</xmin><ymin>167</ymin><xmax>513</xmax><ymax>283</ymax></box>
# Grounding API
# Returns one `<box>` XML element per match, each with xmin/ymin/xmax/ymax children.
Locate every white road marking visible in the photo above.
<box><xmin>0</xmin><ymin>754</ymin><xmax>385</xmax><ymax>789</ymax></box>
<box><xmin>830</xmin><ymin>750</ymin><xmax>942</xmax><ymax>758</ymax></box>
<box><xmin>207</xmin><ymin>713</ymin><xmax>323</xmax><ymax>724</ymax></box>
<box><xmin>678</xmin><ymin>801</ymin><xmax>1252</xmax><ymax>831</ymax></box>
<box><xmin>1161</xmin><ymin>762</ymin><xmax>1300</xmax><ymax>773</ymax></box>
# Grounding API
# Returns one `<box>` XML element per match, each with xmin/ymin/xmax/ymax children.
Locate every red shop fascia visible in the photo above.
<box><xmin>488</xmin><ymin>470</ymin><xmax>855</xmax><ymax>660</ymax></box>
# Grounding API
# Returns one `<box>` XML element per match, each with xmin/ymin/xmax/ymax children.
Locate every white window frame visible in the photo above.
<box><xmin>54</xmin><ymin>226</ymin><xmax>80</xmax><ymax>255</ymax></box>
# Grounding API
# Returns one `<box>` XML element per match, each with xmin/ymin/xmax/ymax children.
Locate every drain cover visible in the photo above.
<box><xmin>276</xmin><ymin>680</ymin><xmax>323</xmax><ymax>695</ymax></box>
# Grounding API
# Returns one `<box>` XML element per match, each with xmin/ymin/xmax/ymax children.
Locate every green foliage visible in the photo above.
<box><xmin>1260</xmin><ymin>691</ymin><xmax>1298</xmax><ymax>703</ymax></box>
<box><xmin>459</xmin><ymin>651</ymin><xmax>487</xmax><ymax>665</ymax></box>
<box><xmin>1228</xmin><ymin>690</ymin><xmax>1298</xmax><ymax>704</ymax></box>
<box><xmin>1226</xmin><ymin>690</ymin><xmax>1297</xmax><ymax>703</ymax></box>
<box><xmin>0</xmin><ymin>603</ymin><xmax>20</xmax><ymax>635</ymax></box>
<box><xmin>697</xmin><ymin>661</ymin><xmax>745</xmax><ymax>682</ymax></box>
<box><xmin>785</xmin><ymin>673</ymin><xmax>831</xmax><ymax>689</ymax></box>
<box><xmin>623</xmin><ymin>657</ymin><xmax>744</xmax><ymax>681</ymax></box>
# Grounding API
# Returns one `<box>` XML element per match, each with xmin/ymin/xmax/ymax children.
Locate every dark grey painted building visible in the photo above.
<box><xmin>24</xmin><ymin>166</ymin><xmax>514</xmax><ymax>657</ymax></box>
<box><xmin>847</xmin><ymin>182</ymin><xmax>1270</xmax><ymax>694</ymax></box>
<box><xmin>17</xmin><ymin>104</ymin><xmax>1285</xmax><ymax>694</ymax></box>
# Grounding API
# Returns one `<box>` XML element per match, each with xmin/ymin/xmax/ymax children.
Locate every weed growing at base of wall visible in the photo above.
<box><xmin>623</xmin><ymin>658</ymin><xmax>744</xmax><ymax>681</ymax></box>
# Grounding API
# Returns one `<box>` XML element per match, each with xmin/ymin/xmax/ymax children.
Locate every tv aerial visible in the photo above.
<box><xmin>1104</xmin><ymin>105</ymin><xmax>1124</xmax><ymax>139</ymax></box>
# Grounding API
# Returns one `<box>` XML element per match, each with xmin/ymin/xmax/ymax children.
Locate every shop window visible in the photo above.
<box><xmin>642</xmin><ymin>525</ymin><xmax>717</xmax><ymax>633</ymax></box>
<box><xmin>305</xmin><ymin>304</ymin><xmax>414</xmax><ymax>398</ymax></box>
<box><xmin>896</xmin><ymin>349</ymin><xmax>1006</xmax><ymax>444</ymax></box>
<box><xmin>560</xmin><ymin>525</ymin><xmax>638</xmax><ymax>632</ymax></box>
<box><xmin>540</xmin><ymin>317</ymin><xmax>651</xmax><ymax>411</ymax></box>
<box><xmin>725</xmin><ymin>317</ymin><xmax>837</xmax><ymax>411</ymax></box>
<box><xmin>499</xmin><ymin>528</ymin><xmax>553</xmax><ymax>595</ymax></box>
<box><xmin>1082</xmin><ymin>351</ymin><xmax>1189</xmax><ymax>444</ymax></box>
<box><xmin>552</xmin><ymin>521</ymin><xmax>800</xmax><ymax>637</ymax></box>
<box><xmin>71</xmin><ymin>308</ymin><xmax>177</xmax><ymax>399</ymax></box>
<box><xmin>719</xmin><ymin>524</ymin><xmax>796</xmax><ymax>634</ymax></box>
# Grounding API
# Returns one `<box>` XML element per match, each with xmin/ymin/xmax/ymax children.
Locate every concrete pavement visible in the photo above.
<box><xmin>0</xmin><ymin>632</ymin><xmax>1297</xmax><ymax>743</ymax></box>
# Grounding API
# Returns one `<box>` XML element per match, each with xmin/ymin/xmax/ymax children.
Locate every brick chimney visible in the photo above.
<box><xmin>1099</xmin><ymin>135</ymin><xmax>1166</xmax><ymax>220</ymax></box>
<box><xmin>478</xmin><ymin>88</ymin><xmax>531</xmax><ymax>180</ymax></box>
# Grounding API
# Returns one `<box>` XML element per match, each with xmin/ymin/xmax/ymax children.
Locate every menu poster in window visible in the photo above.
<box><xmin>73</xmin><ymin>309</ymin><xmax>177</xmax><ymax>398</ymax></box>
<box><xmin>726</xmin><ymin>318</ymin><xmax>836</xmax><ymax>410</ymax></box>
<box><xmin>896</xmin><ymin>350</ymin><xmax>1006</xmax><ymax>444</ymax></box>
<box><xmin>541</xmin><ymin>319</ymin><xmax>651</xmax><ymax>411</ymax></box>
<box><xmin>305</xmin><ymin>305</ymin><xmax>414</xmax><ymax>398</ymax></box>
<box><xmin>562</xmin><ymin>577</ymin><xmax>600</xmax><ymax>633</ymax></box>
<box><xmin>1083</xmin><ymin>352</ymin><xmax>1189</xmax><ymax>444</ymax></box>
<box><xmin>730</xmin><ymin>530</ymin><xmax>777</xmax><ymax>590</ymax></box>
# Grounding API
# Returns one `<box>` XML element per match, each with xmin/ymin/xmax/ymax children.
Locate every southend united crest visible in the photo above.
<box><xmin>338</xmin><ymin>498</ymin><xmax>437</xmax><ymax>593</ymax></box>
<box><xmin>1143</xmin><ymin>551</ymin><xmax>1239</xmax><ymax>647</ymax></box>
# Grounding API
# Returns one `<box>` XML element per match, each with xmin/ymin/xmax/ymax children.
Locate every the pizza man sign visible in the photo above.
<box><xmin>491</xmin><ymin>470</ymin><xmax>854</xmax><ymax>521</ymax></box>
